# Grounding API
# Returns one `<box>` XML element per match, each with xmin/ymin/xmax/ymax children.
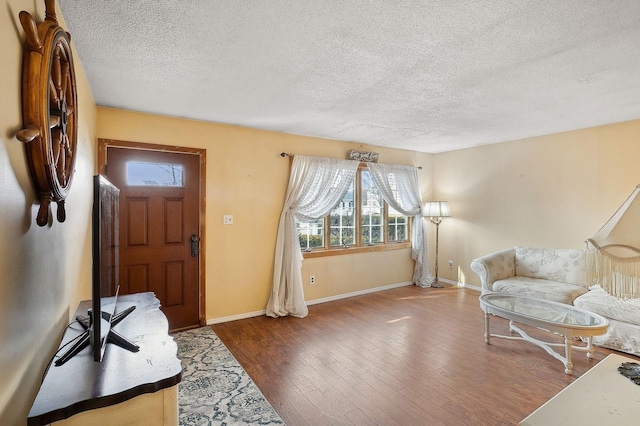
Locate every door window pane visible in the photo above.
<box><xmin>126</xmin><ymin>162</ymin><xmax>184</xmax><ymax>187</ymax></box>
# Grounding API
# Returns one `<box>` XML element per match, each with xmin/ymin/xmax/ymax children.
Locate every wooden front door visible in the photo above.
<box><xmin>105</xmin><ymin>145</ymin><xmax>202</xmax><ymax>331</ymax></box>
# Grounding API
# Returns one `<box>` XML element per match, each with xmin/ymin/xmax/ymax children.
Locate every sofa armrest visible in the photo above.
<box><xmin>470</xmin><ymin>248</ymin><xmax>516</xmax><ymax>292</ymax></box>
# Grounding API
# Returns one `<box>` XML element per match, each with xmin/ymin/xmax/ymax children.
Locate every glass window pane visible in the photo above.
<box><xmin>126</xmin><ymin>162</ymin><xmax>184</xmax><ymax>187</ymax></box>
<box><xmin>297</xmin><ymin>219</ymin><xmax>324</xmax><ymax>250</ymax></box>
<box><xmin>295</xmin><ymin>168</ymin><xmax>412</xmax><ymax>252</ymax></box>
<box><xmin>361</xmin><ymin>170</ymin><xmax>383</xmax><ymax>244</ymax></box>
<box><xmin>388</xmin><ymin>205</ymin><xmax>408</xmax><ymax>242</ymax></box>
<box><xmin>384</xmin><ymin>172</ymin><xmax>408</xmax><ymax>242</ymax></box>
<box><xmin>330</xmin><ymin>181</ymin><xmax>355</xmax><ymax>247</ymax></box>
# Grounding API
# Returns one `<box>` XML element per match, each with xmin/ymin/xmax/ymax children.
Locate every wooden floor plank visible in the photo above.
<box><xmin>212</xmin><ymin>285</ymin><xmax>636</xmax><ymax>425</ymax></box>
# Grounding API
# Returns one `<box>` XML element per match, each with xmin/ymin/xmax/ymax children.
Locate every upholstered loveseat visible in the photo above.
<box><xmin>470</xmin><ymin>246</ymin><xmax>640</xmax><ymax>357</ymax></box>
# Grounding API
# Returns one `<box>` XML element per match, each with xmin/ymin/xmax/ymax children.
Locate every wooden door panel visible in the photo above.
<box><xmin>164</xmin><ymin>261</ymin><xmax>185</xmax><ymax>306</ymax></box>
<box><xmin>124</xmin><ymin>264</ymin><xmax>150</xmax><ymax>294</ymax></box>
<box><xmin>126</xmin><ymin>198</ymin><xmax>149</xmax><ymax>246</ymax></box>
<box><xmin>165</xmin><ymin>199</ymin><xmax>184</xmax><ymax>244</ymax></box>
<box><xmin>106</xmin><ymin>147</ymin><xmax>201</xmax><ymax>330</ymax></box>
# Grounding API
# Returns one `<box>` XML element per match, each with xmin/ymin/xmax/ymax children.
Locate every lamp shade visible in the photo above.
<box><xmin>423</xmin><ymin>201</ymin><xmax>451</xmax><ymax>218</ymax></box>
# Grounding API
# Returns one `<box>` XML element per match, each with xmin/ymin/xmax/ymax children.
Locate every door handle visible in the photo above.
<box><xmin>190</xmin><ymin>234</ymin><xmax>199</xmax><ymax>257</ymax></box>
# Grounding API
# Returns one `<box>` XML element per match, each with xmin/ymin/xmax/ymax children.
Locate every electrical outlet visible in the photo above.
<box><xmin>309</xmin><ymin>275</ymin><xmax>316</xmax><ymax>285</ymax></box>
<box><xmin>223</xmin><ymin>215</ymin><xmax>233</xmax><ymax>225</ymax></box>
<box><xmin>448</xmin><ymin>260</ymin><xmax>454</xmax><ymax>269</ymax></box>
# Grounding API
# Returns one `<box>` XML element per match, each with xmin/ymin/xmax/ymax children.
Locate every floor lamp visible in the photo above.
<box><xmin>424</xmin><ymin>201</ymin><xmax>451</xmax><ymax>288</ymax></box>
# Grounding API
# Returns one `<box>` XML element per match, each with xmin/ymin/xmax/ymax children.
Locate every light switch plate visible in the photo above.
<box><xmin>223</xmin><ymin>215</ymin><xmax>233</xmax><ymax>225</ymax></box>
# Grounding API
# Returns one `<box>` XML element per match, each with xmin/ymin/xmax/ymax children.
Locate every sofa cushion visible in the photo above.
<box><xmin>515</xmin><ymin>247</ymin><xmax>586</xmax><ymax>286</ymax></box>
<box><xmin>573</xmin><ymin>286</ymin><xmax>640</xmax><ymax>327</ymax></box>
<box><xmin>492</xmin><ymin>277</ymin><xmax>588</xmax><ymax>304</ymax></box>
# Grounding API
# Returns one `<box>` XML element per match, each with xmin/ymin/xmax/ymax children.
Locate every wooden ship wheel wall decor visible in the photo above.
<box><xmin>17</xmin><ymin>0</ymin><xmax>78</xmax><ymax>226</ymax></box>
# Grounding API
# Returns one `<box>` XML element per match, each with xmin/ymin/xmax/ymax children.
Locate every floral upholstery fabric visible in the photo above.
<box><xmin>589</xmin><ymin>318</ymin><xmax>640</xmax><ymax>357</ymax></box>
<box><xmin>574</xmin><ymin>286</ymin><xmax>640</xmax><ymax>326</ymax></box>
<box><xmin>514</xmin><ymin>246</ymin><xmax>586</xmax><ymax>287</ymax></box>
<box><xmin>492</xmin><ymin>277</ymin><xmax>588</xmax><ymax>305</ymax></box>
<box><xmin>470</xmin><ymin>248</ymin><xmax>516</xmax><ymax>291</ymax></box>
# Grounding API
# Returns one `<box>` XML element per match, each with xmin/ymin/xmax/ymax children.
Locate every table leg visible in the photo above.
<box><xmin>564</xmin><ymin>336</ymin><xmax>573</xmax><ymax>375</ymax></box>
<box><xmin>586</xmin><ymin>336</ymin><xmax>594</xmax><ymax>359</ymax></box>
<box><xmin>484</xmin><ymin>312</ymin><xmax>490</xmax><ymax>344</ymax></box>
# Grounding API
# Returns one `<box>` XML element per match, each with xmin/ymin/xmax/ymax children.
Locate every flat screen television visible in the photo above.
<box><xmin>55</xmin><ymin>175</ymin><xmax>138</xmax><ymax>366</ymax></box>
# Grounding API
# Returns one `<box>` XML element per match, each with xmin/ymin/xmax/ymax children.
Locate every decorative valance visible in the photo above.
<box><xmin>587</xmin><ymin>185</ymin><xmax>640</xmax><ymax>299</ymax></box>
<box><xmin>586</xmin><ymin>240</ymin><xmax>640</xmax><ymax>299</ymax></box>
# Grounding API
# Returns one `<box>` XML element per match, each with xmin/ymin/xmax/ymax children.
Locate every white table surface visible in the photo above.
<box><xmin>520</xmin><ymin>353</ymin><xmax>640</xmax><ymax>425</ymax></box>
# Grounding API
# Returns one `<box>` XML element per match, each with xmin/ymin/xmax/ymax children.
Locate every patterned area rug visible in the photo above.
<box><xmin>174</xmin><ymin>327</ymin><xmax>284</xmax><ymax>425</ymax></box>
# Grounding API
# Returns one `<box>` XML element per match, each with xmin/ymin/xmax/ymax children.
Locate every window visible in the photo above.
<box><xmin>384</xmin><ymin>172</ymin><xmax>408</xmax><ymax>242</ymax></box>
<box><xmin>330</xmin><ymin>180</ymin><xmax>355</xmax><ymax>247</ymax></box>
<box><xmin>297</xmin><ymin>166</ymin><xmax>409</xmax><ymax>255</ymax></box>
<box><xmin>126</xmin><ymin>162</ymin><xmax>184</xmax><ymax>186</ymax></box>
<box><xmin>297</xmin><ymin>219</ymin><xmax>324</xmax><ymax>251</ymax></box>
<box><xmin>388</xmin><ymin>206</ymin><xmax>408</xmax><ymax>242</ymax></box>
<box><xmin>361</xmin><ymin>170</ymin><xmax>383</xmax><ymax>245</ymax></box>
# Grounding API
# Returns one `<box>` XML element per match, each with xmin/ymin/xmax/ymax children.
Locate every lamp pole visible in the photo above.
<box><xmin>430</xmin><ymin>216</ymin><xmax>443</xmax><ymax>288</ymax></box>
<box><xmin>423</xmin><ymin>200</ymin><xmax>450</xmax><ymax>289</ymax></box>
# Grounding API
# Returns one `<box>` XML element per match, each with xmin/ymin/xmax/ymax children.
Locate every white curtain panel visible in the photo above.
<box><xmin>366</xmin><ymin>162</ymin><xmax>433</xmax><ymax>287</ymax></box>
<box><xmin>266</xmin><ymin>155</ymin><xmax>359</xmax><ymax>318</ymax></box>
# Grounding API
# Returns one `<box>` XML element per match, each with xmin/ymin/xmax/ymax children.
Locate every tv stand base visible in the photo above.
<box><xmin>54</xmin><ymin>305</ymin><xmax>138</xmax><ymax>366</ymax></box>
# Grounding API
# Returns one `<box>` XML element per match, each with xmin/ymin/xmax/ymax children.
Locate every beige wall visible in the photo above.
<box><xmin>4</xmin><ymin>2</ymin><xmax>640</xmax><ymax>424</ymax></box>
<box><xmin>434</xmin><ymin>119</ymin><xmax>640</xmax><ymax>288</ymax></box>
<box><xmin>96</xmin><ymin>108</ymin><xmax>433</xmax><ymax>322</ymax></box>
<box><xmin>0</xmin><ymin>1</ymin><xmax>97</xmax><ymax>424</ymax></box>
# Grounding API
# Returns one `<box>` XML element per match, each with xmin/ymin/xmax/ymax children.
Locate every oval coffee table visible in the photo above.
<box><xmin>479</xmin><ymin>293</ymin><xmax>609</xmax><ymax>374</ymax></box>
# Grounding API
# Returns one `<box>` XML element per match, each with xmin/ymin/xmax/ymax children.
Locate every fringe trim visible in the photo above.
<box><xmin>586</xmin><ymin>239</ymin><xmax>640</xmax><ymax>299</ymax></box>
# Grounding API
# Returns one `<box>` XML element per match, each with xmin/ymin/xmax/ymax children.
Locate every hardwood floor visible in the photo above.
<box><xmin>211</xmin><ymin>285</ymin><xmax>632</xmax><ymax>425</ymax></box>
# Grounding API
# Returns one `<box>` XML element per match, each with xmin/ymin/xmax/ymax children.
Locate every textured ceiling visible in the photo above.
<box><xmin>57</xmin><ymin>0</ymin><xmax>640</xmax><ymax>153</ymax></box>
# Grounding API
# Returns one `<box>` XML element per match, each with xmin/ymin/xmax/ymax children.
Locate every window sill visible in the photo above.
<box><xmin>302</xmin><ymin>241</ymin><xmax>411</xmax><ymax>258</ymax></box>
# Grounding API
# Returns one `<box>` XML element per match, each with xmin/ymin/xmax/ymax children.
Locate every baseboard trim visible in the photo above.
<box><xmin>439</xmin><ymin>278</ymin><xmax>482</xmax><ymax>292</ymax></box>
<box><xmin>206</xmin><ymin>280</ymin><xmax>481</xmax><ymax>325</ymax></box>
<box><xmin>207</xmin><ymin>309</ymin><xmax>267</xmax><ymax>325</ymax></box>
<box><xmin>306</xmin><ymin>281</ymin><xmax>413</xmax><ymax>306</ymax></box>
<box><xmin>461</xmin><ymin>283</ymin><xmax>482</xmax><ymax>292</ymax></box>
<box><xmin>206</xmin><ymin>281</ymin><xmax>414</xmax><ymax>325</ymax></box>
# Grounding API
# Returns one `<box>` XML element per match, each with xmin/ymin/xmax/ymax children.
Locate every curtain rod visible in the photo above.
<box><xmin>279</xmin><ymin>152</ymin><xmax>421</xmax><ymax>169</ymax></box>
